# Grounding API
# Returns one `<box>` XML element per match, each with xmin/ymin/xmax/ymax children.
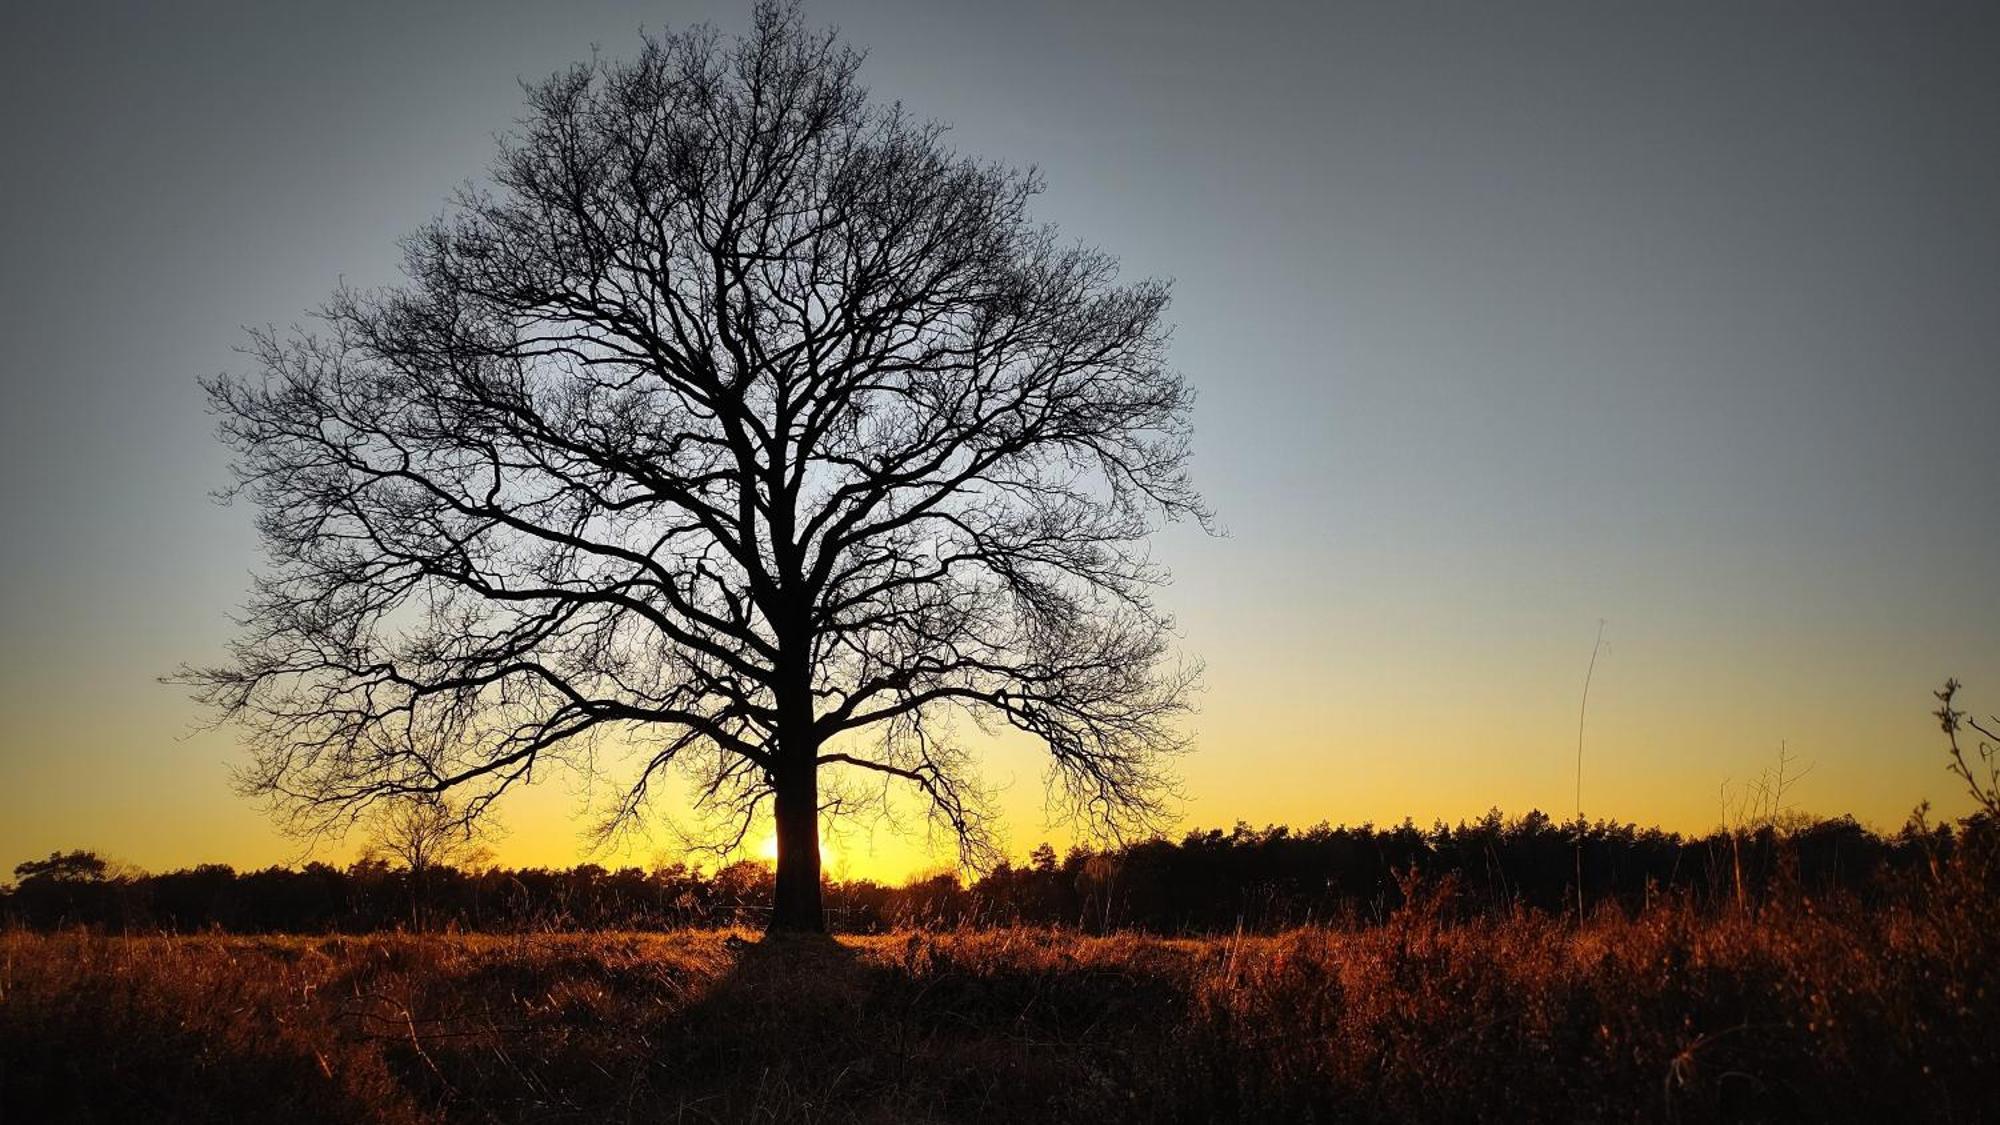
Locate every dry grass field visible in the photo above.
<box><xmin>4</xmin><ymin>885</ymin><xmax>1994</xmax><ymax>1124</ymax></box>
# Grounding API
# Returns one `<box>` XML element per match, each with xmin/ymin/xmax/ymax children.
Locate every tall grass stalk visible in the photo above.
<box><xmin>1575</xmin><ymin>619</ymin><xmax>1606</xmax><ymax>924</ymax></box>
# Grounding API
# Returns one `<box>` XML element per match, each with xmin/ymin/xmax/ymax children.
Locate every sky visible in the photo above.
<box><xmin>2</xmin><ymin>0</ymin><xmax>1997</xmax><ymax>881</ymax></box>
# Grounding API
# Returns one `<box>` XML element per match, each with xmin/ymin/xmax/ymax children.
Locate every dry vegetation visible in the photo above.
<box><xmin>4</xmin><ymin>876</ymin><xmax>1994</xmax><ymax>1124</ymax></box>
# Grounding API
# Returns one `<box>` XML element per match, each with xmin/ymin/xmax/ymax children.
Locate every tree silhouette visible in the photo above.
<box><xmin>1935</xmin><ymin>679</ymin><xmax>2000</xmax><ymax>820</ymax></box>
<box><xmin>362</xmin><ymin>794</ymin><xmax>493</xmax><ymax>929</ymax></box>
<box><xmin>12</xmin><ymin>850</ymin><xmax>110</xmax><ymax>885</ymax></box>
<box><xmin>363</xmin><ymin>794</ymin><xmax>493</xmax><ymax>874</ymax></box>
<box><xmin>182</xmin><ymin>2</ymin><xmax>1202</xmax><ymax>931</ymax></box>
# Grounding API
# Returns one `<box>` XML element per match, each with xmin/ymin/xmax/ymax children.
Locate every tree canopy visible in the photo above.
<box><xmin>184</xmin><ymin>2</ymin><xmax>1203</xmax><ymax>929</ymax></box>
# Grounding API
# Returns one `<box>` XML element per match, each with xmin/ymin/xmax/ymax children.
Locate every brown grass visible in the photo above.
<box><xmin>2</xmin><ymin>898</ymin><xmax>1993</xmax><ymax>1122</ymax></box>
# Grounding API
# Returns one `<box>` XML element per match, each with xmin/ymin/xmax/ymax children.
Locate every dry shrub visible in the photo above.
<box><xmin>3</xmin><ymin>886</ymin><xmax>1994</xmax><ymax>1123</ymax></box>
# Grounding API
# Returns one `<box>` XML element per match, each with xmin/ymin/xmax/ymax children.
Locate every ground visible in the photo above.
<box><xmin>1</xmin><ymin>904</ymin><xmax>1993</xmax><ymax>1122</ymax></box>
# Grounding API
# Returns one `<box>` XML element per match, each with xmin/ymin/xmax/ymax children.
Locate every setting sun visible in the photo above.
<box><xmin>757</xmin><ymin>833</ymin><xmax>834</xmax><ymax>872</ymax></box>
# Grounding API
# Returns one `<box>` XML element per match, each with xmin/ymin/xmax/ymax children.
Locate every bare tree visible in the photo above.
<box><xmin>362</xmin><ymin>793</ymin><xmax>493</xmax><ymax>874</ymax></box>
<box><xmin>362</xmin><ymin>793</ymin><xmax>492</xmax><ymax>930</ymax></box>
<box><xmin>182</xmin><ymin>2</ymin><xmax>1203</xmax><ymax>931</ymax></box>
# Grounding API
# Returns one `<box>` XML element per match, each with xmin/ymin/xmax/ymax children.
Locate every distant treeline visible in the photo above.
<box><xmin>3</xmin><ymin>809</ymin><xmax>1983</xmax><ymax>935</ymax></box>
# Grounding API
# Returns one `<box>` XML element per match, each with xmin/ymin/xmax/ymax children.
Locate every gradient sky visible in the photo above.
<box><xmin>3</xmin><ymin>0</ymin><xmax>1997</xmax><ymax>881</ymax></box>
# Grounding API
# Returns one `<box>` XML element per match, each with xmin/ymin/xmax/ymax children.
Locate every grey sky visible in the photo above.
<box><xmin>3</xmin><ymin>0</ymin><xmax>1996</xmax><ymax>870</ymax></box>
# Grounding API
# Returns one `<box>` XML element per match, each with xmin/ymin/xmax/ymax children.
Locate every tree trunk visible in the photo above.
<box><xmin>769</xmin><ymin>761</ymin><xmax>824</xmax><ymax>932</ymax></box>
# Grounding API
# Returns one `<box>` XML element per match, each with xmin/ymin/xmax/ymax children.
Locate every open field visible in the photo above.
<box><xmin>4</xmin><ymin>893</ymin><xmax>1995</xmax><ymax>1124</ymax></box>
